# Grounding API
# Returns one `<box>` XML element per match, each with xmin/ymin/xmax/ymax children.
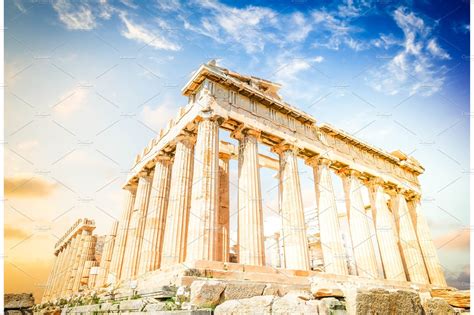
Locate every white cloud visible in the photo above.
<box><xmin>190</xmin><ymin>0</ymin><xmax>278</xmax><ymax>53</ymax></box>
<box><xmin>286</xmin><ymin>12</ymin><xmax>312</xmax><ymax>42</ymax></box>
<box><xmin>371</xmin><ymin>33</ymin><xmax>400</xmax><ymax>49</ymax></box>
<box><xmin>17</xmin><ymin>140</ymin><xmax>39</xmax><ymax>151</ymax></box>
<box><xmin>310</xmin><ymin>0</ymin><xmax>372</xmax><ymax>51</ymax></box>
<box><xmin>367</xmin><ymin>7</ymin><xmax>449</xmax><ymax>96</ymax></box>
<box><xmin>273</xmin><ymin>55</ymin><xmax>324</xmax><ymax>82</ymax></box>
<box><xmin>53</xmin><ymin>87</ymin><xmax>89</xmax><ymax>116</ymax></box>
<box><xmin>427</xmin><ymin>39</ymin><xmax>451</xmax><ymax>60</ymax></box>
<box><xmin>140</xmin><ymin>100</ymin><xmax>176</xmax><ymax>129</ymax></box>
<box><xmin>119</xmin><ymin>14</ymin><xmax>181</xmax><ymax>51</ymax></box>
<box><xmin>52</xmin><ymin>0</ymin><xmax>97</xmax><ymax>30</ymax></box>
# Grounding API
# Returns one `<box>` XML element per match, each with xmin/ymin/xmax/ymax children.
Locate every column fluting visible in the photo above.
<box><xmin>276</xmin><ymin>145</ymin><xmax>309</xmax><ymax>270</ymax></box>
<box><xmin>108</xmin><ymin>186</ymin><xmax>137</xmax><ymax>283</ymax></box>
<box><xmin>235</xmin><ymin>129</ymin><xmax>265</xmax><ymax>266</ymax></box>
<box><xmin>307</xmin><ymin>157</ymin><xmax>348</xmax><ymax>275</ymax></box>
<box><xmin>161</xmin><ymin>135</ymin><xmax>195</xmax><ymax>266</ymax></box>
<box><xmin>391</xmin><ymin>190</ymin><xmax>429</xmax><ymax>284</ymax></box>
<box><xmin>139</xmin><ymin>156</ymin><xmax>173</xmax><ymax>274</ymax></box>
<box><xmin>186</xmin><ymin>117</ymin><xmax>220</xmax><ymax>262</ymax></box>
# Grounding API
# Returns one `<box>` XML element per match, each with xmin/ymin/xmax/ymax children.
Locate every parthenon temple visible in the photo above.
<box><xmin>41</xmin><ymin>61</ymin><xmax>448</xmax><ymax>307</ymax></box>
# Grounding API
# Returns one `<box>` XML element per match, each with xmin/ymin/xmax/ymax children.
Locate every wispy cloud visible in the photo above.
<box><xmin>5</xmin><ymin>175</ymin><xmax>57</xmax><ymax>198</ymax></box>
<box><xmin>119</xmin><ymin>13</ymin><xmax>181</xmax><ymax>51</ymax></box>
<box><xmin>310</xmin><ymin>0</ymin><xmax>372</xmax><ymax>51</ymax></box>
<box><xmin>52</xmin><ymin>0</ymin><xmax>97</xmax><ymax>30</ymax></box>
<box><xmin>427</xmin><ymin>39</ymin><xmax>451</xmax><ymax>60</ymax></box>
<box><xmin>186</xmin><ymin>0</ymin><xmax>278</xmax><ymax>53</ymax></box>
<box><xmin>367</xmin><ymin>7</ymin><xmax>450</xmax><ymax>96</ymax></box>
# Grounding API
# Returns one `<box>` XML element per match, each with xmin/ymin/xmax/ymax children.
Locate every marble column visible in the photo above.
<box><xmin>108</xmin><ymin>186</ymin><xmax>137</xmax><ymax>283</ymax></box>
<box><xmin>367</xmin><ymin>180</ymin><xmax>406</xmax><ymax>281</ymax></box>
<box><xmin>62</xmin><ymin>233</ymin><xmax>82</xmax><ymax>295</ymax></box>
<box><xmin>265</xmin><ymin>233</ymin><xmax>282</xmax><ymax>268</ymax></box>
<box><xmin>161</xmin><ymin>134</ymin><xmax>195</xmax><ymax>266</ymax></box>
<box><xmin>95</xmin><ymin>221</ymin><xmax>119</xmax><ymax>288</ymax></box>
<box><xmin>235</xmin><ymin>129</ymin><xmax>265</xmax><ymax>266</ymax></box>
<box><xmin>187</xmin><ymin>117</ymin><xmax>220</xmax><ymax>262</ymax></box>
<box><xmin>50</xmin><ymin>247</ymin><xmax>66</xmax><ymax>299</ymax></box>
<box><xmin>72</xmin><ymin>232</ymin><xmax>94</xmax><ymax>292</ymax></box>
<box><xmin>139</xmin><ymin>156</ymin><xmax>172</xmax><ymax>274</ymax></box>
<box><xmin>276</xmin><ymin>145</ymin><xmax>309</xmax><ymax>270</ymax></box>
<box><xmin>42</xmin><ymin>251</ymin><xmax>60</xmax><ymax>302</ymax></box>
<box><xmin>122</xmin><ymin>172</ymin><xmax>153</xmax><ymax>279</ymax></box>
<box><xmin>341</xmin><ymin>170</ymin><xmax>379</xmax><ymax>278</ymax></box>
<box><xmin>307</xmin><ymin>157</ymin><xmax>348</xmax><ymax>275</ymax></box>
<box><xmin>216</xmin><ymin>152</ymin><xmax>230</xmax><ymax>262</ymax></box>
<box><xmin>391</xmin><ymin>190</ymin><xmax>429</xmax><ymax>284</ymax></box>
<box><xmin>57</xmin><ymin>240</ymin><xmax>73</xmax><ymax>297</ymax></box>
<box><xmin>407</xmin><ymin>195</ymin><xmax>447</xmax><ymax>287</ymax></box>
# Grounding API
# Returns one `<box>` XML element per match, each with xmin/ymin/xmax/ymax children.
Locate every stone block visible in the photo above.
<box><xmin>119</xmin><ymin>299</ymin><xmax>146</xmax><ymax>312</ymax></box>
<box><xmin>262</xmin><ymin>283</ymin><xmax>284</xmax><ymax>296</ymax></box>
<box><xmin>272</xmin><ymin>294</ymin><xmax>319</xmax><ymax>314</ymax></box>
<box><xmin>5</xmin><ymin>293</ymin><xmax>35</xmax><ymax>309</ymax></box>
<box><xmin>354</xmin><ymin>288</ymin><xmax>423</xmax><ymax>315</ymax></box>
<box><xmin>318</xmin><ymin>297</ymin><xmax>347</xmax><ymax>315</ymax></box>
<box><xmin>222</xmin><ymin>281</ymin><xmax>265</xmax><ymax>301</ymax></box>
<box><xmin>214</xmin><ymin>295</ymin><xmax>274</xmax><ymax>315</ymax></box>
<box><xmin>422</xmin><ymin>297</ymin><xmax>456</xmax><ymax>315</ymax></box>
<box><xmin>189</xmin><ymin>280</ymin><xmax>226</xmax><ymax>309</ymax></box>
<box><xmin>143</xmin><ymin>302</ymin><xmax>166</xmax><ymax>312</ymax></box>
<box><xmin>100</xmin><ymin>302</ymin><xmax>120</xmax><ymax>312</ymax></box>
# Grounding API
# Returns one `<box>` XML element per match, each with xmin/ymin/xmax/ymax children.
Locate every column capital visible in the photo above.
<box><xmin>271</xmin><ymin>141</ymin><xmax>299</xmax><ymax>155</ymax></box>
<box><xmin>154</xmin><ymin>151</ymin><xmax>172</xmax><ymax>162</ymax></box>
<box><xmin>219</xmin><ymin>152</ymin><xmax>232</xmax><ymax>160</ymax></box>
<box><xmin>137</xmin><ymin>168</ymin><xmax>153</xmax><ymax>179</ymax></box>
<box><xmin>176</xmin><ymin>132</ymin><xmax>197</xmax><ymax>146</ymax></box>
<box><xmin>304</xmin><ymin>155</ymin><xmax>333</xmax><ymax>167</ymax></box>
<box><xmin>124</xmin><ymin>183</ymin><xmax>138</xmax><ymax>194</ymax></box>
<box><xmin>230</xmin><ymin>124</ymin><xmax>261</xmax><ymax>140</ymax></box>
<box><xmin>336</xmin><ymin>166</ymin><xmax>362</xmax><ymax>179</ymax></box>
<box><xmin>404</xmin><ymin>190</ymin><xmax>421</xmax><ymax>202</ymax></box>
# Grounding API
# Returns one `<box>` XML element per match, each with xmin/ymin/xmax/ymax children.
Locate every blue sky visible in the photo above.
<box><xmin>5</xmin><ymin>0</ymin><xmax>469</xmax><ymax>297</ymax></box>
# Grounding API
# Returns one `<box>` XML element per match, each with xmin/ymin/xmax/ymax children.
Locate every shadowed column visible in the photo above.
<box><xmin>139</xmin><ymin>156</ymin><xmax>172</xmax><ymax>274</ymax></box>
<box><xmin>161</xmin><ymin>134</ymin><xmax>195</xmax><ymax>266</ymax></box>
<box><xmin>407</xmin><ymin>194</ymin><xmax>447</xmax><ymax>287</ymax></box>
<box><xmin>216</xmin><ymin>152</ymin><xmax>230</xmax><ymax>262</ymax></box>
<box><xmin>341</xmin><ymin>169</ymin><xmax>379</xmax><ymax>278</ymax></box>
<box><xmin>367</xmin><ymin>180</ymin><xmax>406</xmax><ymax>281</ymax></box>
<box><xmin>187</xmin><ymin>116</ymin><xmax>220</xmax><ymax>262</ymax></box>
<box><xmin>122</xmin><ymin>172</ymin><xmax>153</xmax><ymax>279</ymax></box>
<box><xmin>390</xmin><ymin>190</ymin><xmax>429</xmax><ymax>284</ymax></box>
<box><xmin>95</xmin><ymin>221</ymin><xmax>118</xmax><ymax>288</ymax></box>
<box><xmin>66</xmin><ymin>230</ymin><xmax>88</xmax><ymax>294</ymax></box>
<box><xmin>108</xmin><ymin>186</ymin><xmax>137</xmax><ymax>283</ymax></box>
<box><xmin>307</xmin><ymin>157</ymin><xmax>348</xmax><ymax>275</ymax></box>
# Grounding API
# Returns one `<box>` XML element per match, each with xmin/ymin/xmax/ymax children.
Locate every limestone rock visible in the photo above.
<box><xmin>190</xmin><ymin>280</ymin><xmax>226</xmax><ymax>308</ymax></box>
<box><xmin>5</xmin><ymin>293</ymin><xmax>35</xmax><ymax>309</ymax></box>
<box><xmin>318</xmin><ymin>297</ymin><xmax>347</xmax><ymax>315</ymax></box>
<box><xmin>272</xmin><ymin>293</ymin><xmax>318</xmax><ymax>314</ymax></box>
<box><xmin>119</xmin><ymin>298</ymin><xmax>146</xmax><ymax>311</ymax></box>
<box><xmin>222</xmin><ymin>281</ymin><xmax>265</xmax><ymax>301</ymax></box>
<box><xmin>431</xmin><ymin>289</ymin><xmax>470</xmax><ymax>308</ymax></box>
<box><xmin>311</xmin><ymin>278</ymin><xmax>346</xmax><ymax>298</ymax></box>
<box><xmin>214</xmin><ymin>295</ymin><xmax>274</xmax><ymax>315</ymax></box>
<box><xmin>355</xmin><ymin>289</ymin><xmax>422</xmax><ymax>315</ymax></box>
<box><xmin>422</xmin><ymin>297</ymin><xmax>456</xmax><ymax>315</ymax></box>
<box><xmin>262</xmin><ymin>284</ymin><xmax>283</xmax><ymax>297</ymax></box>
<box><xmin>143</xmin><ymin>302</ymin><xmax>166</xmax><ymax>312</ymax></box>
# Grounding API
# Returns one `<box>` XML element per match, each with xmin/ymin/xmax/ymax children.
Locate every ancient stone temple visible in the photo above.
<box><xmin>39</xmin><ymin>61</ymin><xmax>464</xmax><ymax>314</ymax></box>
